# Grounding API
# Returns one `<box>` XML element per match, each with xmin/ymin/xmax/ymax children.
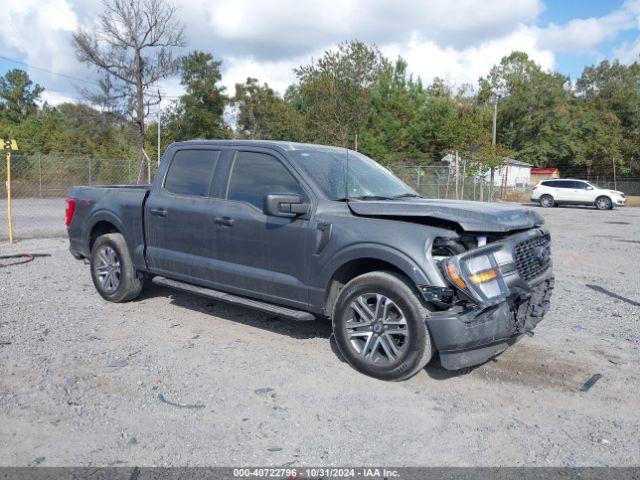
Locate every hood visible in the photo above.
<box><xmin>347</xmin><ymin>198</ymin><xmax>544</xmax><ymax>232</ymax></box>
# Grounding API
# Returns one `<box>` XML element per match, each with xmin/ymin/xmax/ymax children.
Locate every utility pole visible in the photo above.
<box><xmin>492</xmin><ymin>100</ymin><xmax>497</xmax><ymax>146</ymax></box>
<box><xmin>612</xmin><ymin>158</ymin><xmax>617</xmax><ymax>191</ymax></box>
<box><xmin>490</xmin><ymin>96</ymin><xmax>498</xmax><ymax>200</ymax></box>
<box><xmin>455</xmin><ymin>151</ymin><xmax>460</xmax><ymax>199</ymax></box>
<box><xmin>157</xmin><ymin>118</ymin><xmax>161</xmax><ymax>166</ymax></box>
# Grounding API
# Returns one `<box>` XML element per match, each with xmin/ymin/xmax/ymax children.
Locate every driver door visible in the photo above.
<box><xmin>212</xmin><ymin>149</ymin><xmax>314</xmax><ymax>309</ymax></box>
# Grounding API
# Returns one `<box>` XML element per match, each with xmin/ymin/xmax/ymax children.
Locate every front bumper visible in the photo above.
<box><xmin>425</xmin><ymin>229</ymin><xmax>555</xmax><ymax>370</ymax></box>
<box><xmin>613</xmin><ymin>197</ymin><xmax>626</xmax><ymax>206</ymax></box>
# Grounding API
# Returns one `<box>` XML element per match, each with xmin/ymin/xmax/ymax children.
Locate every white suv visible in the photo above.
<box><xmin>531</xmin><ymin>179</ymin><xmax>626</xmax><ymax>210</ymax></box>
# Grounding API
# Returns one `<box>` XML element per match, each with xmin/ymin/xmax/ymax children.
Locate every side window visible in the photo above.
<box><xmin>227</xmin><ymin>151</ymin><xmax>304</xmax><ymax>210</ymax></box>
<box><xmin>164</xmin><ymin>150</ymin><xmax>220</xmax><ymax>197</ymax></box>
<box><xmin>556</xmin><ymin>181</ymin><xmax>572</xmax><ymax>189</ymax></box>
<box><xmin>543</xmin><ymin>180</ymin><xmax>557</xmax><ymax>187</ymax></box>
<box><xmin>573</xmin><ymin>181</ymin><xmax>589</xmax><ymax>189</ymax></box>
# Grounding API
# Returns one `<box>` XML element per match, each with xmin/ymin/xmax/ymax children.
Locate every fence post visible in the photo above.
<box><xmin>38</xmin><ymin>153</ymin><xmax>43</xmax><ymax>198</ymax></box>
<box><xmin>128</xmin><ymin>157</ymin><xmax>132</xmax><ymax>184</ymax></box>
<box><xmin>88</xmin><ymin>157</ymin><xmax>92</xmax><ymax>185</ymax></box>
<box><xmin>5</xmin><ymin>151</ymin><xmax>14</xmax><ymax>243</ymax></box>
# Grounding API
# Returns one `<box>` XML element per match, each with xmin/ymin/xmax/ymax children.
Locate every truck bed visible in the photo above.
<box><xmin>66</xmin><ymin>184</ymin><xmax>151</xmax><ymax>269</ymax></box>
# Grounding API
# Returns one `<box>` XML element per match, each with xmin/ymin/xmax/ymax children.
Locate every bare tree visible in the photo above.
<box><xmin>73</xmin><ymin>0</ymin><xmax>185</xmax><ymax>182</ymax></box>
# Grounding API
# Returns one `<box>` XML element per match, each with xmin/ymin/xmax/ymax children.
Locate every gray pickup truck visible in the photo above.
<box><xmin>67</xmin><ymin>140</ymin><xmax>554</xmax><ymax>381</ymax></box>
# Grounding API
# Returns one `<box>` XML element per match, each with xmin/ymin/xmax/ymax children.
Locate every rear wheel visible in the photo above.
<box><xmin>332</xmin><ymin>271</ymin><xmax>433</xmax><ymax>381</ymax></box>
<box><xmin>595</xmin><ymin>196</ymin><xmax>612</xmax><ymax>210</ymax></box>
<box><xmin>90</xmin><ymin>233</ymin><xmax>143</xmax><ymax>302</ymax></box>
<box><xmin>539</xmin><ymin>194</ymin><xmax>554</xmax><ymax>208</ymax></box>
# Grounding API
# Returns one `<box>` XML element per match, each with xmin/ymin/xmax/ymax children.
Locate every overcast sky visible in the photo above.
<box><xmin>1</xmin><ymin>0</ymin><xmax>639</xmax><ymax>109</ymax></box>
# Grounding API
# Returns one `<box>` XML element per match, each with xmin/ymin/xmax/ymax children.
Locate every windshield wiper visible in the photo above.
<box><xmin>335</xmin><ymin>194</ymin><xmax>420</xmax><ymax>201</ymax></box>
<box><xmin>349</xmin><ymin>195</ymin><xmax>395</xmax><ymax>201</ymax></box>
<box><xmin>392</xmin><ymin>193</ymin><xmax>422</xmax><ymax>199</ymax></box>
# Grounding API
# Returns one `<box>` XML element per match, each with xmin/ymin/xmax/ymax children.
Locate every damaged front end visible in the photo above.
<box><xmin>422</xmin><ymin>228</ymin><xmax>555</xmax><ymax>370</ymax></box>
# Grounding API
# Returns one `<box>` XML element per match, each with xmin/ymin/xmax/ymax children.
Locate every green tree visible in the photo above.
<box><xmin>479</xmin><ymin>51</ymin><xmax>575</xmax><ymax>167</ymax></box>
<box><xmin>359</xmin><ymin>58</ymin><xmax>430</xmax><ymax>164</ymax></box>
<box><xmin>572</xmin><ymin>105</ymin><xmax>624</xmax><ymax>176</ymax></box>
<box><xmin>0</xmin><ymin>69</ymin><xmax>44</xmax><ymax>122</ymax></box>
<box><xmin>164</xmin><ymin>51</ymin><xmax>231</xmax><ymax>141</ymax></box>
<box><xmin>291</xmin><ymin>40</ymin><xmax>389</xmax><ymax>147</ymax></box>
<box><xmin>576</xmin><ymin>60</ymin><xmax>640</xmax><ymax>174</ymax></box>
<box><xmin>233</xmin><ymin>78</ymin><xmax>303</xmax><ymax>140</ymax></box>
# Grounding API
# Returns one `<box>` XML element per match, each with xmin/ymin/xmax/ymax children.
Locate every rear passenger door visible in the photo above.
<box><xmin>145</xmin><ymin>148</ymin><xmax>228</xmax><ymax>282</ymax></box>
<box><xmin>213</xmin><ymin>149</ymin><xmax>313</xmax><ymax>309</ymax></box>
<box><xmin>551</xmin><ymin>180</ymin><xmax>573</xmax><ymax>202</ymax></box>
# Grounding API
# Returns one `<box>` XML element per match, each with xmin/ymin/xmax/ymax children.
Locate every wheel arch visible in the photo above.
<box><xmin>83</xmin><ymin>211</ymin><xmax>130</xmax><ymax>255</ymax></box>
<box><xmin>319</xmin><ymin>245</ymin><xmax>431</xmax><ymax>316</ymax></box>
<box><xmin>595</xmin><ymin>194</ymin><xmax>613</xmax><ymax>208</ymax></box>
<box><xmin>89</xmin><ymin>220</ymin><xmax>121</xmax><ymax>251</ymax></box>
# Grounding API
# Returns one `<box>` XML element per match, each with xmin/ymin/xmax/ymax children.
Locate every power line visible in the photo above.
<box><xmin>0</xmin><ymin>55</ymin><xmax>184</xmax><ymax>99</ymax></box>
<box><xmin>0</xmin><ymin>54</ymin><xmax>98</xmax><ymax>86</ymax></box>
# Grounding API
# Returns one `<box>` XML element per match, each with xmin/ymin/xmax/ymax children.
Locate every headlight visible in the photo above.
<box><xmin>443</xmin><ymin>249</ymin><xmax>509</xmax><ymax>304</ymax></box>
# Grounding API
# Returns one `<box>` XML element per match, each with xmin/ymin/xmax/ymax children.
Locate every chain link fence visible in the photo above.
<box><xmin>390</xmin><ymin>165</ymin><xmax>531</xmax><ymax>202</ymax></box>
<box><xmin>1</xmin><ymin>155</ymin><xmax>639</xmax><ymax>243</ymax></box>
<box><xmin>0</xmin><ymin>153</ymin><xmax>158</xmax><ymax>241</ymax></box>
<box><xmin>581</xmin><ymin>176</ymin><xmax>640</xmax><ymax>196</ymax></box>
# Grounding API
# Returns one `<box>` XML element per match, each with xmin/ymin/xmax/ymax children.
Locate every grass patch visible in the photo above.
<box><xmin>625</xmin><ymin>196</ymin><xmax>640</xmax><ymax>207</ymax></box>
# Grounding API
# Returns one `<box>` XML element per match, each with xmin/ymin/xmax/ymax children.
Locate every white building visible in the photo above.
<box><xmin>486</xmin><ymin>158</ymin><xmax>532</xmax><ymax>187</ymax></box>
<box><xmin>441</xmin><ymin>154</ymin><xmax>532</xmax><ymax>188</ymax></box>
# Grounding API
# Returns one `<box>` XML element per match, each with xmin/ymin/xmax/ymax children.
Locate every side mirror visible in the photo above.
<box><xmin>586</xmin><ymin>186</ymin><xmax>594</xmax><ymax>190</ymax></box>
<box><xmin>265</xmin><ymin>194</ymin><xmax>310</xmax><ymax>218</ymax></box>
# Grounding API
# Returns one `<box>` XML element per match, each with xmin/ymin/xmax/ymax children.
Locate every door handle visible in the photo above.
<box><xmin>214</xmin><ymin>216</ymin><xmax>234</xmax><ymax>227</ymax></box>
<box><xmin>150</xmin><ymin>208</ymin><xmax>168</xmax><ymax>217</ymax></box>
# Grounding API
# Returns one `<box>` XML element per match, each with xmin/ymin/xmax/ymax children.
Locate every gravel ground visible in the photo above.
<box><xmin>0</xmin><ymin>205</ymin><xmax>639</xmax><ymax>467</ymax></box>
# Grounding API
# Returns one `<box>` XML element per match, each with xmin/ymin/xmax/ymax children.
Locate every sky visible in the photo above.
<box><xmin>1</xmin><ymin>0</ymin><xmax>639</xmax><ymax>110</ymax></box>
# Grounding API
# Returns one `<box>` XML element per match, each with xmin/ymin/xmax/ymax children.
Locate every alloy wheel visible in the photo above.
<box><xmin>95</xmin><ymin>245</ymin><xmax>121</xmax><ymax>293</ymax></box>
<box><xmin>345</xmin><ymin>293</ymin><xmax>408</xmax><ymax>365</ymax></box>
<box><xmin>596</xmin><ymin>197</ymin><xmax>611</xmax><ymax>210</ymax></box>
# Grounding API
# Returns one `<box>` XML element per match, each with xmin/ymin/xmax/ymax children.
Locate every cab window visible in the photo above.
<box><xmin>164</xmin><ymin>150</ymin><xmax>221</xmax><ymax>197</ymax></box>
<box><xmin>227</xmin><ymin>151</ymin><xmax>304</xmax><ymax>210</ymax></box>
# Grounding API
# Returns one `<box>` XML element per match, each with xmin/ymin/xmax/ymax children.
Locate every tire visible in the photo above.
<box><xmin>595</xmin><ymin>196</ymin><xmax>612</xmax><ymax>210</ymax></box>
<box><xmin>90</xmin><ymin>233</ymin><xmax>143</xmax><ymax>303</ymax></box>
<box><xmin>332</xmin><ymin>271</ymin><xmax>433</xmax><ymax>381</ymax></box>
<box><xmin>539</xmin><ymin>194</ymin><xmax>554</xmax><ymax>208</ymax></box>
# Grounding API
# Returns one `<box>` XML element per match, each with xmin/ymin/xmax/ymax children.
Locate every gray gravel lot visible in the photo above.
<box><xmin>0</xmin><ymin>198</ymin><xmax>66</xmax><ymax>241</ymax></box>
<box><xmin>0</xmin><ymin>205</ymin><xmax>639</xmax><ymax>467</ymax></box>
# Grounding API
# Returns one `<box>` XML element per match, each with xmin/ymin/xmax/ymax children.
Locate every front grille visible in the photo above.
<box><xmin>514</xmin><ymin>234</ymin><xmax>551</xmax><ymax>282</ymax></box>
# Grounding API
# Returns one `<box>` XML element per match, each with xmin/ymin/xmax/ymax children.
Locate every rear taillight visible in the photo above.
<box><xmin>65</xmin><ymin>198</ymin><xmax>76</xmax><ymax>227</ymax></box>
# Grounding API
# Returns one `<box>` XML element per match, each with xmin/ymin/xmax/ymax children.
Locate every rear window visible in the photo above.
<box><xmin>544</xmin><ymin>180</ymin><xmax>574</xmax><ymax>188</ymax></box>
<box><xmin>164</xmin><ymin>150</ymin><xmax>220</xmax><ymax>197</ymax></box>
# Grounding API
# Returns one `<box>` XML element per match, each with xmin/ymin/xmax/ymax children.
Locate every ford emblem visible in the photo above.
<box><xmin>536</xmin><ymin>246</ymin><xmax>550</xmax><ymax>265</ymax></box>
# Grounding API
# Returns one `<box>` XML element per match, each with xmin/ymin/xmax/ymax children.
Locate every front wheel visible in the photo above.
<box><xmin>90</xmin><ymin>233</ymin><xmax>143</xmax><ymax>302</ymax></box>
<box><xmin>332</xmin><ymin>271</ymin><xmax>433</xmax><ymax>381</ymax></box>
<box><xmin>539</xmin><ymin>194</ymin><xmax>554</xmax><ymax>208</ymax></box>
<box><xmin>595</xmin><ymin>196</ymin><xmax>613</xmax><ymax>210</ymax></box>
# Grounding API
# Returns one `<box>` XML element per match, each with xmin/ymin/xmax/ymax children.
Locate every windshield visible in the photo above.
<box><xmin>288</xmin><ymin>148</ymin><xmax>417</xmax><ymax>200</ymax></box>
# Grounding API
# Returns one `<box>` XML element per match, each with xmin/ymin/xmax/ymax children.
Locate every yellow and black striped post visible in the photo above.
<box><xmin>2</xmin><ymin>139</ymin><xmax>18</xmax><ymax>244</ymax></box>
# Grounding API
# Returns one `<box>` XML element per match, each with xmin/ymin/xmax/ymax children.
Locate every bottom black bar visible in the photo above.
<box><xmin>0</xmin><ymin>467</ymin><xmax>639</xmax><ymax>480</ymax></box>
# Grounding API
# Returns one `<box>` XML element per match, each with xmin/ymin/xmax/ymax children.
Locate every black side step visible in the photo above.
<box><xmin>151</xmin><ymin>276</ymin><xmax>316</xmax><ymax>321</ymax></box>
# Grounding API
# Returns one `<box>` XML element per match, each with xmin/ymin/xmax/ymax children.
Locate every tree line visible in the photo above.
<box><xmin>1</xmin><ymin>38</ymin><xmax>638</xmax><ymax>179</ymax></box>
